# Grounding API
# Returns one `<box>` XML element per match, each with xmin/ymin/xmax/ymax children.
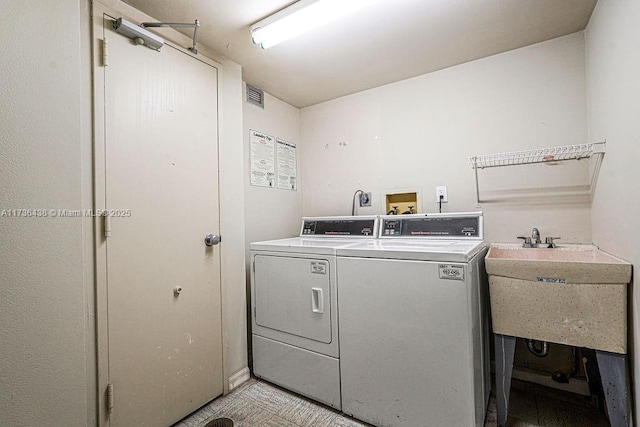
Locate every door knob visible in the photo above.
<box><xmin>204</xmin><ymin>234</ymin><xmax>221</xmax><ymax>246</ymax></box>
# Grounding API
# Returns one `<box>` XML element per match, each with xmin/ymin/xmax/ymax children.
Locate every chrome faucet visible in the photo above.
<box><xmin>531</xmin><ymin>228</ymin><xmax>541</xmax><ymax>244</ymax></box>
<box><xmin>517</xmin><ymin>227</ymin><xmax>560</xmax><ymax>248</ymax></box>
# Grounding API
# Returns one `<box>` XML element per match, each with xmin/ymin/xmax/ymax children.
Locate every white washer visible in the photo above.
<box><xmin>250</xmin><ymin>216</ymin><xmax>379</xmax><ymax>409</ymax></box>
<box><xmin>337</xmin><ymin>212</ymin><xmax>490</xmax><ymax>427</ymax></box>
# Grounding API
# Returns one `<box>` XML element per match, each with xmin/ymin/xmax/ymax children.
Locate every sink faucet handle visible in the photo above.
<box><xmin>517</xmin><ymin>236</ymin><xmax>532</xmax><ymax>247</ymax></box>
<box><xmin>545</xmin><ymin>236</ymin><xmax>561</xmax><ymax>248</ymax></box>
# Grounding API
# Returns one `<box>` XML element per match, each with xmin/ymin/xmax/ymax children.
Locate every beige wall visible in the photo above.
<box><xmin>0</xmin><ymin>1</ymin><xmax>91</xmax><ymax>425</ymax></box>
<box><xmin>243</xmin><ymin>88</ymin><xmax>302</xmax><ymax>362</ymax></box>
<box><xmin>243</xmin><ymin>89</ymin><xmax>303</xmax><ymax>247</ymax></box>
<box><xmin>300</xmin><ymin>33</ymin><xmax>591</xmax><ymax>244</ymax></box>
<box><xmin>586</xmin><ymin>0</ymin><xmax>640</xmax><ymax>416</ymax></box>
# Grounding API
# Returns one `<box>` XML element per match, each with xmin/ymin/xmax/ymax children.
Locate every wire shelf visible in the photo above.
<box><xmin>468</xmin><ymin>143</ymin><xmax>604</xmax><ymax>169</ymax></box>
<box><xmin>467</xmin><ymin>142</ymin><xmax>606</xmax><ymax>204</ymax></box>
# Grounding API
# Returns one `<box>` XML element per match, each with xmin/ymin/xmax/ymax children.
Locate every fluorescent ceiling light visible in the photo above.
<box><xmin>250</xmin><ymin>0</ymin><xmax>379</xmax><ymax>49</ymax></box>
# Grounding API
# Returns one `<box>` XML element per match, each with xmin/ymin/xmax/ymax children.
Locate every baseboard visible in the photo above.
<box><xmin>228</xmin><ymin>367</ymin><xmax>251</xmax><ymax>392</ymax></box>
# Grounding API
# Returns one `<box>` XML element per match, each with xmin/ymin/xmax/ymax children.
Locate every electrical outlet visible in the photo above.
<box><xmin>436</xmin><ymin>186</ymin><xmax>448</xmax><ymax>203</ymax></box>
<box><xmin>359</xmin><ymin>192</ymin><xmax>372</xmax><ymax>207</ymax></box>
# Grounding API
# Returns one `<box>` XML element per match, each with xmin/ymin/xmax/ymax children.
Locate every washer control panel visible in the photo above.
<box><xmin>301</xmin><ymin>217</ymin><xmax>377</xmax><ymax>237</ymax></box>
<box><xmin>381</xmin><ymin>213</ymin><xmax>482</xmax><ymax>239</ymax></box>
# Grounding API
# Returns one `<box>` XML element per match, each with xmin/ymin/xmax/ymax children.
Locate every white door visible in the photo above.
<box><xmin>101</xmin><ymin>14</ymin><xmax>222</xmax><ymax>427</ymax></box>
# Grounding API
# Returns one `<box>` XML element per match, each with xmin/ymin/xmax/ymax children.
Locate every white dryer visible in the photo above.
<box><xmin>250</xmin><ymin>216</ymin><xmax>378</xmax><ymax>410</ymax></box>
<box><xmin>336</xmin><ymin>212</ymin><xmax>490</xmax><ymax>427</ymax></box>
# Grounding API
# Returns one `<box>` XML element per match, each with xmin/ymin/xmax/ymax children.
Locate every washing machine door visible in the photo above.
<box><xmin>254</xmin><ymin>254</ymin><xmax>332</xmax><ymax>344</ymax></box>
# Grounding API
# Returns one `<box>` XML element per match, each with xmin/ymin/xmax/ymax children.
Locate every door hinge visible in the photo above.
<box><xmin>106</xmin><ymin>383</ymin><xmax>114</xmax><ymax>415</ymax></box>
<box><xmin>252</xmin><ymin>259</ymin><xmax>255</xmax><ymax>273</ymax></box>
<box><xmin>254</xmin><ymin>306</ymin><xmax>256</xmax><ymax>319</ymax></box>
<box><xmin>102</xmin><ymin>37</ymin><xmax>109</xmax><ymax>67</ymax></box>
<box><xmin>104</xmin><ymin>213</ymin><xmax>111</xmax><ymax>239</ymax></box>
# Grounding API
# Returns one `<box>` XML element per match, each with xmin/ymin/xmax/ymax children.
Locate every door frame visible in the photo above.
<box><xmin>91</xmin><ymin>2</ymin><xmax>227</xmax><ymax>425</ymax></box>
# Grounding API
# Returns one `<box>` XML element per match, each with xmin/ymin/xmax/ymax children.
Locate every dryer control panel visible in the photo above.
<box><xmin>381</xmin><ymin>213</ymin><xmax>482</xmax><ymax>239</ymax></box>
<box><xmin>301</xmin><ymin>216</ymin><xmax>378</xmax><ymax>237</ymax></box>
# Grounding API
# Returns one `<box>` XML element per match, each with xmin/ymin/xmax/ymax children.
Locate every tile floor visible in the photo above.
<box><xmin>174</xmin><ymin>377</ymin><xmax>610</xmax><ymax>427</ymax></box>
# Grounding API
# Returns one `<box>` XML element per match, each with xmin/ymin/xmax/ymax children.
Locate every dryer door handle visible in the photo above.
<box><xmin>311</xmin><ymin>288</ymin><xmax>324</xmax><ymax>314</ymax></box>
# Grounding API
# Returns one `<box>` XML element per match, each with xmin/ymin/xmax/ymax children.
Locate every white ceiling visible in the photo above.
<box><xmin>122</xmin><ymin>0</ymin><xmax>597</xmax><ymax>108</ymax></box>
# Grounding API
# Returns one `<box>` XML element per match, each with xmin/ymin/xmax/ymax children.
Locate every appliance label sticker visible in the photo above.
<box><xmin>310</xmin><ymin>261</ymin><xmax>327</xmax><ymax>275</ymax></box>
<box><xmin>537</xmin><ymin>277</ymin><xmax>566</xmax><ymax>284</ymax></box>
<box><xmin>439</xmin><ymin>264</ymin><xmax>464</xmax><ymax>280</ymax></box>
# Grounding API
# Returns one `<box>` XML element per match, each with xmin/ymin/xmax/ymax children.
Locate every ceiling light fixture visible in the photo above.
<box><xmin>250</xmin><ymin>0</ymin><xmax>379</xmax><ymax>49</ymax></box>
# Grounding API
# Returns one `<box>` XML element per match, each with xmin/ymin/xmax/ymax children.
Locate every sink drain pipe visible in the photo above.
<box><xmin>526</xmin><ymin>339</ymin><xmax>549</xmax><ymax>357</ymax></box>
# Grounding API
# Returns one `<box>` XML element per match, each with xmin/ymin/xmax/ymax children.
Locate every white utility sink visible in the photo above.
<box><xmin>486</xmin><ymin>244</ymin><xmax>631</xmax><ymax>353</ymax></box>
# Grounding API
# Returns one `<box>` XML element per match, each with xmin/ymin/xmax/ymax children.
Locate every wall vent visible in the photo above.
<box><xmin>246</xmin><ymin>84</ymin><xmax>264</xmax><ymax>108</ymax></box>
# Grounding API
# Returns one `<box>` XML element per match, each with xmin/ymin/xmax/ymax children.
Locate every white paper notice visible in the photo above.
<box><xmin>250</xmin><ymin>130</ymin><xmax>275</xmax><ymax>187</ymax></box>
<box><xmin>276</xmin><ymin>139</ymin><xmax>297</xmax><ymax>190</ymax></box>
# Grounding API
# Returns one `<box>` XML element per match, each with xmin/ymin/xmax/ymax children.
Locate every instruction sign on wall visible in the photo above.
<box><xmin>250</xmin><ymin>130</ymin><xmax>275</xmax><ymax>187</ymax></box>
<box><xmin>250</xmin><ymin>130</ymin><xmax>297</xmax><ymax>191</ymax></box>
<box><xmin>276</xmin><ymin>139</ymin><xmax>297</xmax><ymax>190</ymax></box>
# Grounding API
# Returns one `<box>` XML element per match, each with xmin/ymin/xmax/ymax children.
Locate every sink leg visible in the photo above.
<box><xmin>495</xmin><ymin>334</ymin><xmax>516</xmax><ymax>427</ymax></box>
<box><xmin>596</xmin><ymin>350</ymin><xmax>630</xmax><ymax>426</ymax></box>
